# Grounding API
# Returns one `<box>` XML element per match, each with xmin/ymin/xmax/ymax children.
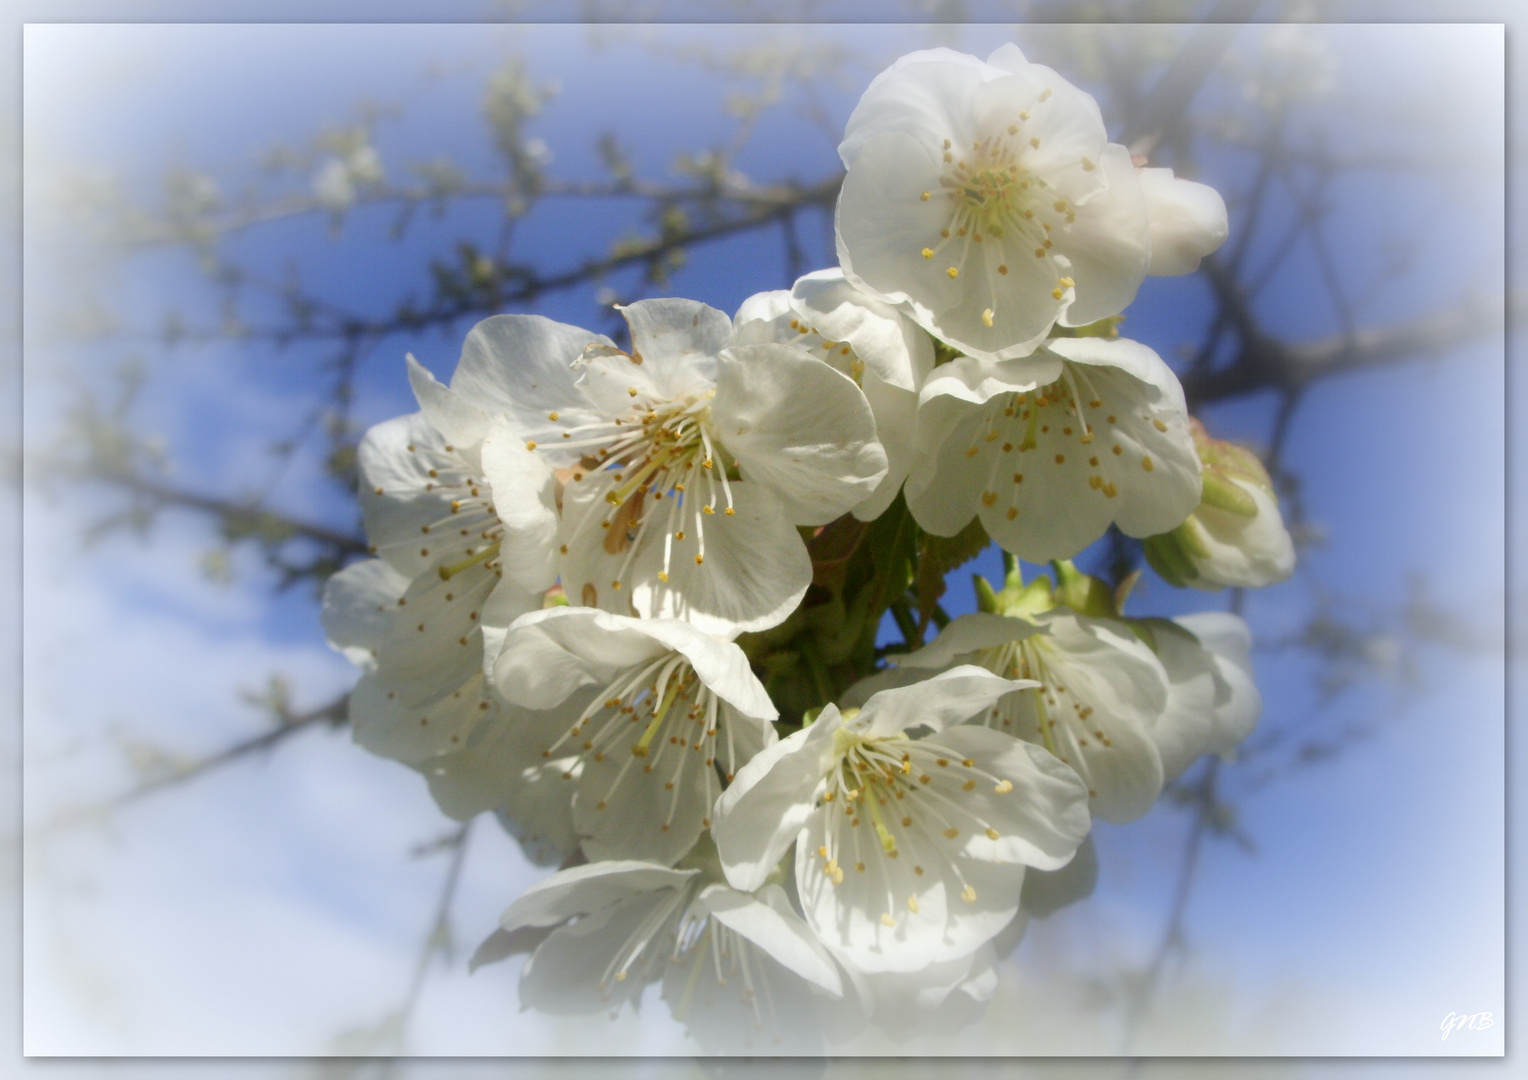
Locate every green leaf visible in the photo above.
<box><xmin>915</xmin><ymin>516</ymin><xmax>989</xmax><ymax>635</ymax></box>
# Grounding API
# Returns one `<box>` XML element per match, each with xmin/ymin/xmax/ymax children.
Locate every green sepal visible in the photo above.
<box><xmin>995</xmin><ymin>575</ymin><xmax>1055</xmax><ymax>618</ymax></box>
<box><xmin>1199</xmin><ymin>469</ymin><xmax>1259</xmax><ymax>517</ymax></box>
<box><xmin>1143</xmin><ymin>531</ymin><xmax>1195</xmax><ymax>588</ymax></box>
<box><xmin>1050</xmin><ymin>558</ymin><xmax>1117</xmax><ymax>619</ymax></box>
<box><xmin>974</xmin><ymin>574</ymin><xmax>1001</xmax><ymax>614</ymax></box>
<box><xmin>1173</xmin><ymin>516</ymin><xmax>1212</xmax><ymax>560</ymax></box>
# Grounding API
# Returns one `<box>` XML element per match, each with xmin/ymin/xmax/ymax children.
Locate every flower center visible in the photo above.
<box><xmin>810</xmin><ymin>731</ymin><xmax>1017</xmax><ymax>927</ymax></box>
<box><xmin>961</xmin><ymin>360</ymin><xmax>1170</xmax><ymax>522</ymax></box>
<box><xmin>542</xmin><ymin>652</ymin><xmax>728</xmax><ymax>831</ymax></box>
<box><xmin>553</xmin><ymin>385</ymin><xmax>737</xmax><ymax>590</ymax></box>
<box><xmin>920</xmin><ymin>121</ymin><xmax>1084</xmax><ymax>327</ymax></box>
<box><xmin>384</xmin><ymin>440</ymin><xmax>507</xmax><ymax>581</ymax></box>
<box><xmin>973</xmin><ymin>636</ymin><xmax>1108</xmax><ymax>799</ymax></box>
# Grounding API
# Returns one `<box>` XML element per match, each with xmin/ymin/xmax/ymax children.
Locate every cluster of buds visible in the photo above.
<box><xmin>322</xmin><ymin>42</ymin><xmax>1294</xmax><ymax>1051</ymax></box>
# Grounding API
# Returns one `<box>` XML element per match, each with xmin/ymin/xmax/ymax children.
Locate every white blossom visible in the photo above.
<box><xmin>322</xmin><ymin>392</ymin><xmax>557</xmax><ymax>766</ymax></box>
<box><xmin>1147</xmin><ymin>613</ymin><xmax>1261</xmax><ymax>782</ymax></box>
<box><xmin>713</xmin><ymin>668</ymin><xmax>1090</xmax><ymax>974</ymax></box>
<box><xmin>870</xmin><ymin>606</ymin><xmax>1172</xmax><ymax>824</ymax></box>
<box><xmin>1143</xmin><ymin>420</ymin><xmax>1295</xmax><ymax>590</ymax></box>
<box><xmin>734</xmin><ymin>268</ymin><xmax>934</xmax><ymax>520</ymax></box>
<box><xmin>486</xmin><ymin>606</ymin><xmax>776</xmax><ymax>866</ymax></box>
<box><xmin>1139</xmin><ymin>166</ymin><xmax>1228</xmax><ymax>276</ymax></box>
<box><xmin>491</xmin><ymin>850</ymin><xmax>843</xmax><ymax>1052</ymax></box>
<box><xmin>441</xmin><ymin>302</ymin><xmax>886</xmax><ymax>635</ymax></box>
<box><xmin>835</xmin><ymin>45</ymin><xmax>1158</xmax><ymax>361</ymax></box>
<box><xmin>906</xmin><ymin>335</ymin><xmax>1201</xmax><ymax>561</ymax></box>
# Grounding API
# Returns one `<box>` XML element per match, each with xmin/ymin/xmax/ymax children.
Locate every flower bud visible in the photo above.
<box><xmin>1143</xmin><ymin>419</ymin><xmax>1295</xmax><ymax>590</ymax></box>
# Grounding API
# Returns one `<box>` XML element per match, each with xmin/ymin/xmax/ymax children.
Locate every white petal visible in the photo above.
<box><xmin>896</xmin><ymin>612</ymin><xmax>1039</xmax><ymax>669</ymax></box>
<box><xmin>1140</xmin><ymin>166</ymin><xmax>1229</xmax><ymax>276</ymax></box>
<box><xmin>697</xmin><ymin>883</ymin><xmax>844</xmax><ymax>996</ymax></box>
<box><xmin>618</xmin><ymin>298</ymin><xmax>731</xmax><ymax>394</ymax></box>
<box><xmin>559</xmin><ymin>613</ymin><xmax>775</xmax><ymax>720</ymax></box>
<box><xmin>561</xmin><ymin>476</ymin><xmax>812</xmax><ymax>637</ymax></box>
<box><xmin>575</xmin><ymin>734</ymin><xmax>713</xmax><ymax>866</ymax></box>
<box><xmin>921</xmin><ymin>726</ymin><xmax>1092</xmax><ymax>870</ymax></box>
<box><xmin>732</xmin><ymin>288</ymin><xmax>794</xmax><ymax>332</ymax></box>
<box><xmin>790</xmin><ymin>268</ymin><xmax>934</xmax><ymax>393</ymax></box>
<box><xmin>499</xmin><ymin>859</ymin><xmax>697</xmax><ymax>931</ymax></box>
<box><xmin>835</xmin><ymin>129</ymin><xmax>963</xmax><ymax>313</ymax></box>
<box><xmin>478</xmin><ymin>419</ymin><xmax>561</xmax><ymax>592</ymax></box>
<box><xmin>374</xmin><ymin>559</ymin><xmax>499</xmax><ymax>703</ymax></box>
<box><xmin>320</xmin><ymin>558</ymin><xmax>409</xmax><ymax>667</ymax></box>
<box><xmin>712</xmin><ymin>344</ymin><xmax>887</xmax><ymax>525</ymax></box>
<box><xmin>1171</xmin><ymin>612</ymin><xmax>1261</xmax><ymax>756</ymax></box>
<box><xmin>916</xmin><ymin>352</ymin><xmax>1061</xmax><ymax>410</ymax></box>
<box><xmin>795</xmin><ymin>807</ymin><xmax>947</xmax><ymax>974</ymax></box>
<box><xmin>1054</xmin><ymin>143</ymin><xmax>1151</xmax><ymax>326</ymax></box>
<box><xmin>419</xmin><ymin>718</ymin><xmax>579</xmax><ymax>866</ymax></box>
<box><xmin>450</xmin><ymin>314</ymin><xmax>611</xmax><ymax>449</ymax></box>
<box><xmin>851</xmin><ymin>374</ymin><xmax>918</xmax><ymax>521</ymax></box>
<box><xmin>519</xmin><ymin>889</ymin><xmax>680</xmax><ymax>1014</ymax></box>
<box><xmin>356</xmin><ymin>413</ymin><xmax>463</xmax><ymax>578</ymax></box>
<box><xmin>349</xmin><ymin>665</ymin><xmax>494</xmax><ymax>765</ymax></box>
<box><xmin>859</xmin><ymin>665</ymin><xmax>1029</xmax><ymax>737</ymax></box>
<box><xmin>713</xmin><ymin>715</ymin><xmax>840</xmax><ymax>893</ymax></box>
<box><xmin>1187</xmin><ymin>478</ymin><xmax>1296</xmax><ymax>589</ymax></box>
<box><xmin>839</xmin><ymin>48</ymin><xmax>995</xmax><ymax>166</ymax></box>
<box><xmin>406</xmin><ymin>353</ymin><xmax>491</xmax><ymax>450</ymax></box>
<box><xmin>903</xmin><ymin>394</ymin><xmax>990</xmax><ymax>538</ymax></box>
<box><xmin>487</xmin><ymin>606</ymin><xmax>668</xmax><ymax>710</ymax></box>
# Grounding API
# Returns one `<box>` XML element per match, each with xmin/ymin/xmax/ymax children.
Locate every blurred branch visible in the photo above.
<box><xmin>1118</xmin><ymin>0</ymin><xmax>1260</xmax><ymax>158</ymax></box>
<box><xmin>1183</xmin><ymin>282</ymin><xmax>1513</xmax><ymax>406</ymax></box>
<box><xmin>105</xmin><ymin>473</ymin><xmax>368</xmax><ymax>556</ymax></box>
<box><xmin>32</xmin><ymin>691</ymin><xmax>350</xmax><ymax>837</ymax></box>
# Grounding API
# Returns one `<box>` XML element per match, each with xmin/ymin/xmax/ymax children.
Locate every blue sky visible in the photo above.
<box><xmin>20</xmin><ymin>19</ymin><xmax>1510</xmax><ymax>1063</ymax></box>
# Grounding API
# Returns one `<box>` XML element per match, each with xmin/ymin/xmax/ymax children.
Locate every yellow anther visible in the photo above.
<box><xmin>1052</xmin><ymin>288</ymin><xmax>1064</xmax><ymax>300</ymax></box>
<box><xmin>920</xmin><ymin>191</ymin><xmax>931</xmax><ymax>201</ymax></box>
<box><xmin>985</xmin><ymin>828</ymin><xmax>1000</xmax><ymax>840</ymax></box>
<box><xmin>1081</xmin><ymin>157</ymin><xmax>1095</xmax><ymax>171</ymax></box>
<box><xmin>1059</xmin><ymin>276</ymin><xmax>1074</xmax><ymax>288</ymax></box>
<box><xmin>943</xmin><ymin>827</ymin><xmax>959</xmax><ymax>840</ymax></box>
<box><xmin>1142</xmin><ymin>456</ymin><xmax>1155</xmax><ymax>472</ymax></box>
<box><xmin>1030</xmin><ymin>137</ymin><xmax>1040</xmax><ymax>149</ymax></box>
<box><xmin>694</xmin><ymin>554</ymin><xmax>705</xmax><ymax>565</ymax></box>
<box><xmin>525</xmin><ymin>440</ymin><xmax>537</xmax><ymax>450</ymax></box>
<box><xmin>1019</xmin><ymin>110</ymin><xmax>1031</xmax><ymax>120</ymax></box>
<box><xmin>921</xmin><ymin>247</ymin><xmax>934</xmax><ymax>259</ymax></box>
<box><xmin>881</xmin><ymin>913</ymin><xmax>897</xmax><ymax>927</ymax></box>
<box><xmin>998</xmin><ymin>264</ymin><xmax>1009</xmax><ymax>275</ymax></box>
<box><xmin>657</xmin><ymin>571</ymin><xmax>669</xmax><ymax>582</ymax></box>
<box><xmin>962</xmin><ymin>885</ymin><xmax>978</xmax><ymax>903</ymax></box>
<box><xmin>1153</xmin><ymin>418</ymin><xmax>1168</xmax><ymax>432</ymax></box>
<box><xmin>947</xmin><ymin>266</ymin><xmax>959</xmax><ymax>279</ymax></box>
<box><xmin>628</xmin><ymin>387</ymin><xmax>639</xmax><ymax>397</ymax></box>
<box><xmin>547</xmin><ymin>411</ymin><xmax>559</xmax><ymax>421</ymax></box>
<box><xmin>907</xmin><ymin>896</ymin><xmax>920</xmax><ymax>913</ymax></box>
<box><xmin>982</xmin><ymin>308</ymin><xmax>994</xmax><ymax>327</ymax></box>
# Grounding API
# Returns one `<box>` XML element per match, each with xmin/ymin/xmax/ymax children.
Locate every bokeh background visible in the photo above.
<box><xmin>9</xmin><ymin>5</ymin><xmax>1520</xmax><ymax>1076</ymax></box>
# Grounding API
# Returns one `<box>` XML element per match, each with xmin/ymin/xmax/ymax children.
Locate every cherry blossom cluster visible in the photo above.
<box><xmin>322</xmin><ymin>44</ymin><xmax>1294</xmax><ymax>1052</ymax></box>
